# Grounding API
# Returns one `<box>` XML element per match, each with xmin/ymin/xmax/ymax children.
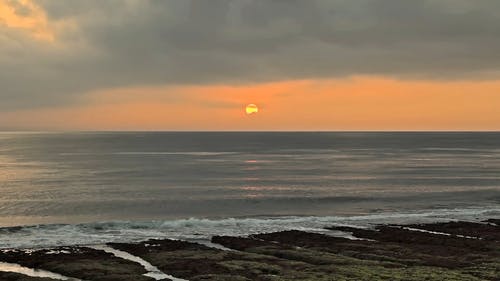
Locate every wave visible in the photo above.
<box><xmin>0</xmin><ymin>207</ymin><xmax>499</xmax><ymax>249</ymax></box>
<box><xmin>59</xmin><ymin>151</ymin><xmax>238</xmax><ymax>156</ymax></box>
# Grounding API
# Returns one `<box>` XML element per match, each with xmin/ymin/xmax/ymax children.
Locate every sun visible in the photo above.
<box><xmin>245</xmin><ymin>104</ymin><xmax>259</xmax><ymax>115</ymax></box>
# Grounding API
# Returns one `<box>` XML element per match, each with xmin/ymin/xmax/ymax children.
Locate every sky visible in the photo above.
<box><xmin>1</xmin><ymin>0</ymin><xmax>500</xmax><ymax>131</ymax></box>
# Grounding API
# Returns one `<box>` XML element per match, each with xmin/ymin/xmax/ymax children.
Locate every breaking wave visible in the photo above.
<box><xmin>1</xmin><ymin>207</ymin><xmax>499</xmax><ymax>249</ymax></box>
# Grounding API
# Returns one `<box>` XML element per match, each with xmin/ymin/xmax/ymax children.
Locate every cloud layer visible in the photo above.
<box><xmin>2</xmin><ymin>0</ymin><xmax>500</xmax><ymax>110</ymax></box>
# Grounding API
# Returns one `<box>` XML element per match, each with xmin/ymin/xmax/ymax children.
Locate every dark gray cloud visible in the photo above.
<box><xmin>1</xmin><ymin>0</ymin><xmax>500</xmax><ymax>110</ymax></box>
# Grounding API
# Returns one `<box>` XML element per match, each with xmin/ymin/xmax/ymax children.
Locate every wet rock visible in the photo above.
<box><xmin>213</xmin><ymin>230</ymin><xmax>497</xmax><ymax>281</ymax></box>
<box><xmin>405</xmin><ymin>221</ymin><xmax>500</xmax><ymax>241</ymax></box>
<box><xmin>0</xmin><ymin>247</ymin><xmax>153</xmax><ymax>281</ymax></box>
<box><xmin>485</xmin><ymin>219</ymin><xmax>500</xmax><ymax>226</ymax></box>
<box><xmin>0</xmin><ymin>272</ymin><xmax>55</xmax><ymax>281</ymax></box>
<box><xmin>326</xmin><ymin>225</ymin><xmax>500</xmax><ymax>269</ymax></box>
<box><xmin>1</xmin><ymin>219</ymin><xmax>499</xmax><ymax>281</ymax></box>
<box><xmin>111</xmin><ymin>239</ymin><xmax>295</xmax><ymax>281</ymax></box>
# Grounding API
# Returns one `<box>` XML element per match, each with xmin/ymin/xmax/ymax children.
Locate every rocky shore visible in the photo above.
<box><xmin>0</xmin><ymin>220</ymin><xmax>498</xmax><ymax>281</ymax></box>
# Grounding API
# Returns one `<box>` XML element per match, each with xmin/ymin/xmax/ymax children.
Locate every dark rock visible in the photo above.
<box><xmin>0</xmin><ymin>247</ymin><xmax>153</xmax><ymax>281</ymax></box>
<box><xmin>405</xmin><ymin>221</ymin><xmax>500</xmax><ymax>241</ymax></box>
<box><xmin>0</xmin><ymin>272</ymin><xmax>55</xmax><ymax>281</ymax></box>
<box><xmin>2</xmin><ymin>219</ymin><xmax>500</xmax><ymax>281</ymax></box>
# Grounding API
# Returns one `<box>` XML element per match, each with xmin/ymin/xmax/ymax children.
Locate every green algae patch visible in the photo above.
<box><xmin>1</xmin><ymin>220</ymin><xmax>498</xmax><ymax>281</ymax></box>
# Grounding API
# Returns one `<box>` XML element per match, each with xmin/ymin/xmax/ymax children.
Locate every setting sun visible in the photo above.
<box><xmin>245</xmin><ymin>104</ymin><xmax>259</xmax><ymax>115</ymax></box>
<box><xmin>0</xmin><ymin>1</ymin><xmax>499</xmax><ymax>279</ymax></box>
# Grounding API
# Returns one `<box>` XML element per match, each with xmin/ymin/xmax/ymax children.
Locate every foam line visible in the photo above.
<box><xmin>0</xmin><ymin>262</ymin><xmax>82</xmax><ymax>280</ymax></box>
<box><xmin>1</xmin><ymin>207</ymin><xmax>498</xmax><ymax>249</ymax></box>
<box><xmin>401</xmin><ymin>227</ymin><xmax>481</xmax><ymax>239</ymax></box>
<box><xmin>90</xmin><ymin>245</ymin><xmax>188</xmax><ymax>281</ymax></box>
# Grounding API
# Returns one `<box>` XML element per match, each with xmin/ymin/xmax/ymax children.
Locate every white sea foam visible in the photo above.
<box><xmin>90</xmin><ymin>245</ymin><xmax>187</xmax><ymax>281</ymax></box>
<box><xmin>400</xmin><ymin>227</ymin><xmax>480</xmax><ymax>239</ymax></box>
<box><xmin>0</xmin><ymin>207</ymin><xmax>498</xmax><ymax>249</ymax></box>
<box><xmin>0</xmin><ymin>262</ymin><xmax>81</xmax><ymax>280</ymax></box>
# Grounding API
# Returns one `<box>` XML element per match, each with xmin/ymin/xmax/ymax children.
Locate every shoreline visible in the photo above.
<box><xmin>2</xmin><ymin>206</ymin><xmax>499</xmax><ymax>250</ymax></box>
<box><xmin>0</xmin><ymin>219</ymin><xmax>498</xmax><ymax>281</ymax></box>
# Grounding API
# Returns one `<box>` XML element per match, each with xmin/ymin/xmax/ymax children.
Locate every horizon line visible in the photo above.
<box><xmin>1</xmin><ymin>130</ymin><xmax>500</xmax><ymax>133</ymax></box>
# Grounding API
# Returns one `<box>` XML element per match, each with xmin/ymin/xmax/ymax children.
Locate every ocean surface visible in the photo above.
<box><xmin>0</xmin><ymin>132</ymin><xmax>499</xmax><ymax>248</ymax></box>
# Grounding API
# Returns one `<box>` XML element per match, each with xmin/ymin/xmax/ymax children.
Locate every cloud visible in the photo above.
<box><xmin>1</xmin><ymin>0</ymin><xmax>500</xmax><ymax>110</ymax></box>
<box><xmin>3</xmin><ymin>78</ymin><xmax>500</xmax><ymax>131</ymax></box>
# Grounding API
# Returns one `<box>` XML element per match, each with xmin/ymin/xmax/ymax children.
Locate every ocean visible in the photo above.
<box><xmin>0</xmin><ymin>132</ymin><xmax>499</xmax><ymax>248</ymax></box>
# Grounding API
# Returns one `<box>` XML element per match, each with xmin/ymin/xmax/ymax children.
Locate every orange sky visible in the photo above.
<box><xmin>2</xmin><ymin>77</ymin><xmax>500</xmax><ymax>131</ymax></box>
<box><xmin>2</xmin><ymin>1</ymin><xmax>500</xmax><ymax>131</ymax></box>
<box><xmin>0</xmin><ymin>0</ymin><xmax>55</xmax><ymax>41</ymax></box>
